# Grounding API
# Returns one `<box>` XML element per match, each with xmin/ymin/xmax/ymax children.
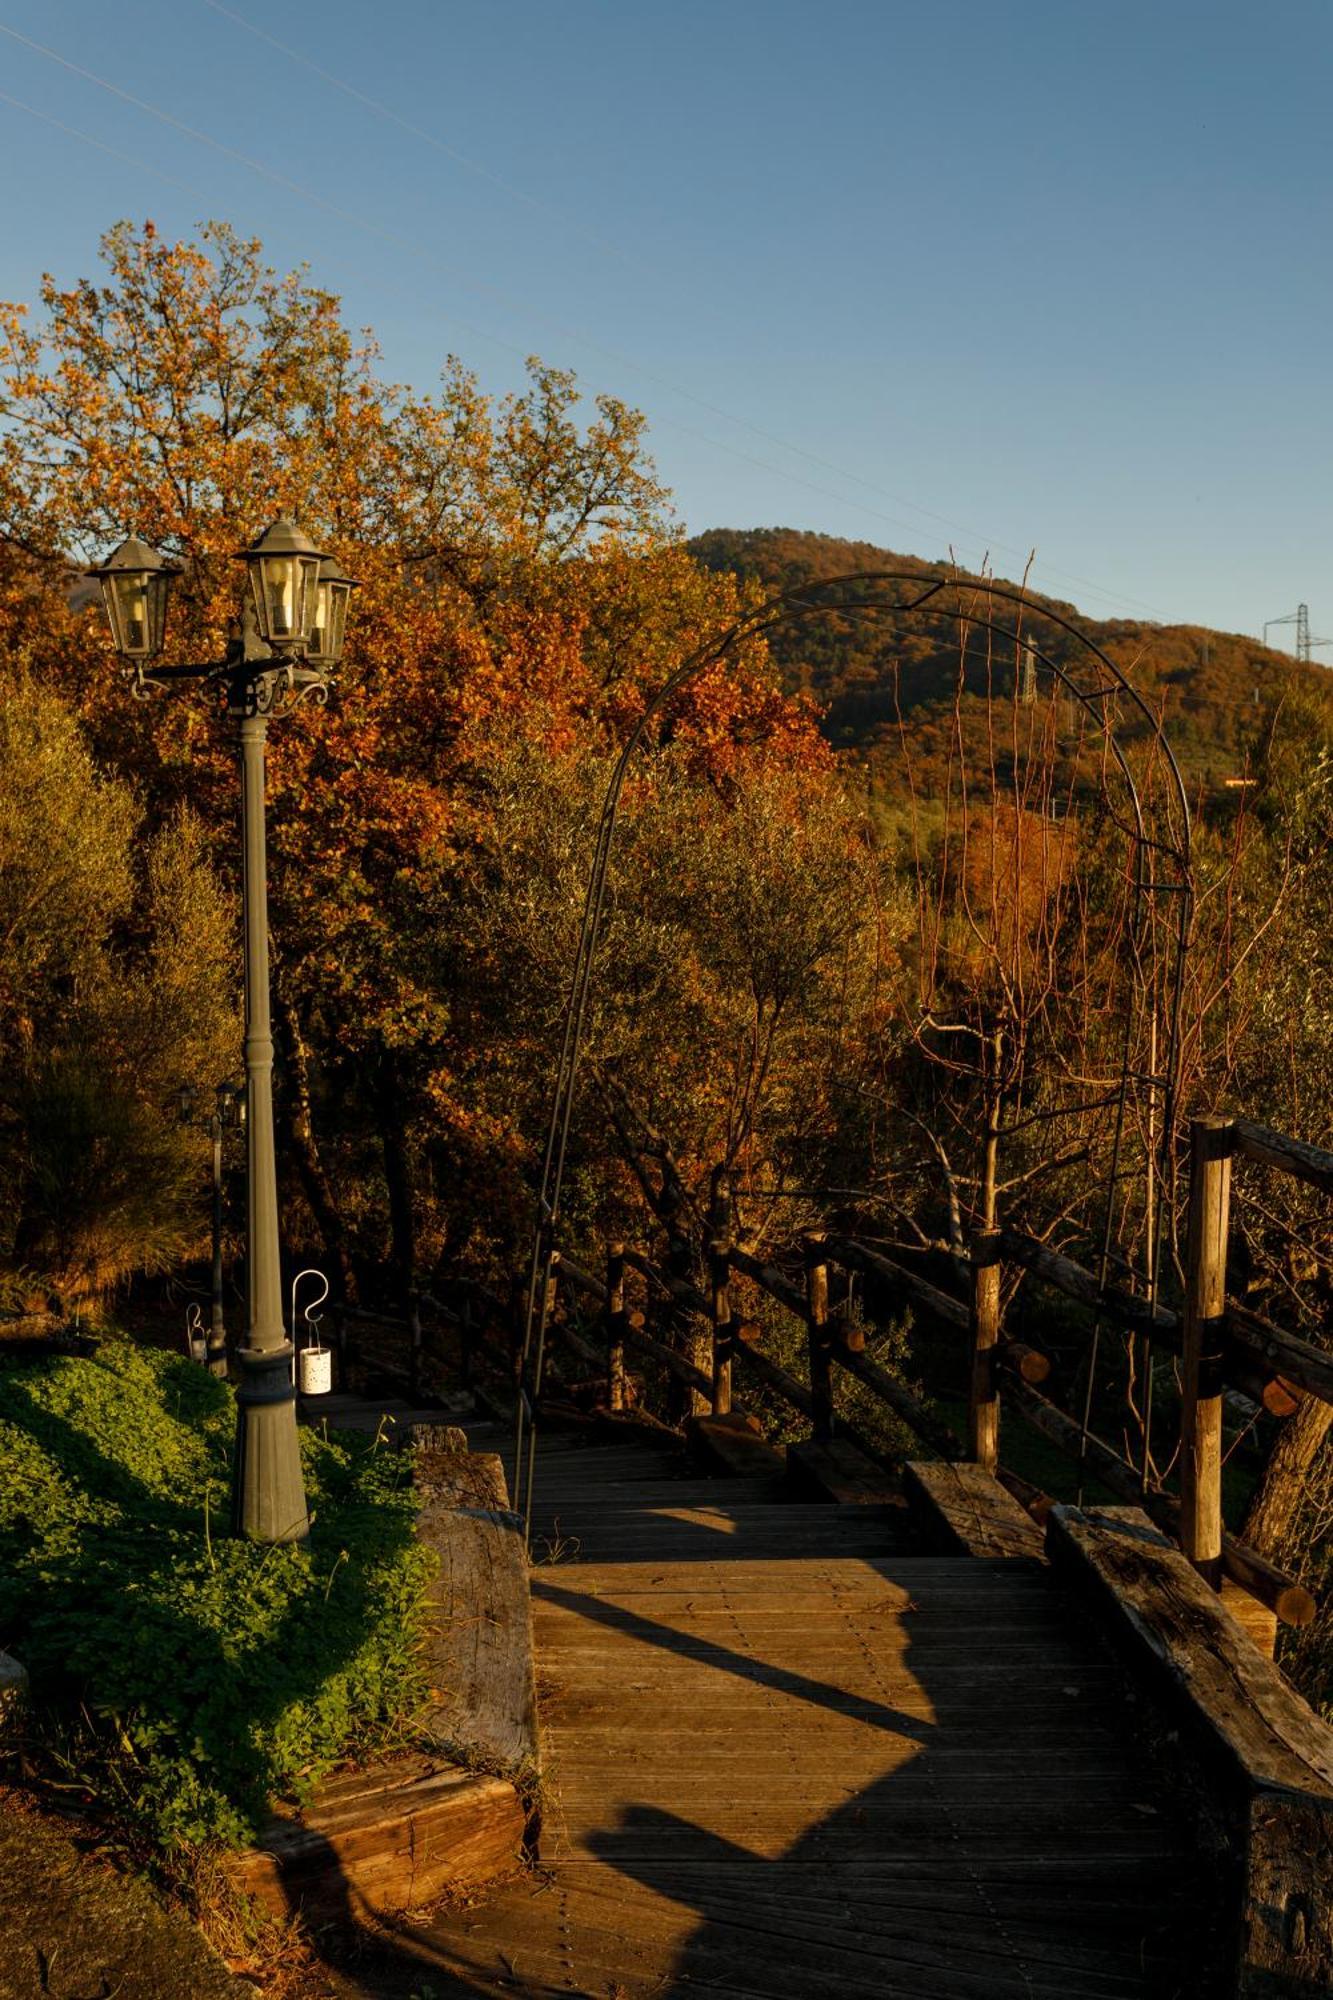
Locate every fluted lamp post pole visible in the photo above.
<box><xmin>89</xmin><ymin>522</ymin><xmax>356</xmax><ymax>1542</ymax></box>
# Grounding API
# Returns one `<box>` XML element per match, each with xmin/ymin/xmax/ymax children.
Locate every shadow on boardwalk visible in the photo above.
<box><xmin>315</xmin><ymin>1525</ymin><xmax>1212</xmax><ymax>2000</ymax></box>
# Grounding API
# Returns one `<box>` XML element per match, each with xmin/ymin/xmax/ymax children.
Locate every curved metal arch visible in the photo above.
<box><xmin>512</xmin><ymin>568</ymin><xmax>1195</xmax><ymax>1524</ymax></box>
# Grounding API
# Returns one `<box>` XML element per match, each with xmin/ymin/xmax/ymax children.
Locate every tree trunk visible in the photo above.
<box><xmin>272</xmin><ymin>985</ymin><xmax>355</xmax><ymax>1303</ymax></box>
<box><xmin>374</xmin><ymin>1050</ymin><xmax>417</xmax><ymax>1314</ymax></box>
<box><xmin>1240</xmin><ymin>1396</ymin><xmax>1333</xmax><ymax>1561</ymax></box>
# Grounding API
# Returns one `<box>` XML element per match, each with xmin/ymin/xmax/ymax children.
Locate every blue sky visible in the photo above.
<box><xmin>0</xmin><ymin>0</ymin><xmax>1329</xmax><ymax>640</ymax></box>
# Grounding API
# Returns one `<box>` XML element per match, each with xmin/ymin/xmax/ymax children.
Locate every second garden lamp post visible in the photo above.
<box><xmin>90</xmin><ymin>519</ymin><xmax>355</xmax><ymax>1543</ymax></box>
<box><xmin>178</xmin><ymin>1077</ymin><xmax>246</xmax><ymax>1378</ymax></box>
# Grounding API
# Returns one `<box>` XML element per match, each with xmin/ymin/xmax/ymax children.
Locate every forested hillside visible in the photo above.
<box><xmin>689</xmin><ymin>526</ymin><xmax>1328</xmax><ymax>794</ymax></box>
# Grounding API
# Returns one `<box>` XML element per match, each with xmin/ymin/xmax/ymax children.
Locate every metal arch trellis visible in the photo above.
<box><xmin>511</xmin><ymin>569</ymin><xmax>1195</xmax><ymax>1530</ymax></box>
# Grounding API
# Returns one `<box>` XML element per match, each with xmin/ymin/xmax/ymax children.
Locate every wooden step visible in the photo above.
<box><xmin>226</xmin><ymin>1753</ymin><xmax>524</xmax><ymax>1921</ymax></box>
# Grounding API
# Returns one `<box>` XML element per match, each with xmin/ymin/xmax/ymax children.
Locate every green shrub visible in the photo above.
<box><xmin>0</xmin><ymin>1342</ymin><xmax>433</xmax><ymax>1850</ymax></box>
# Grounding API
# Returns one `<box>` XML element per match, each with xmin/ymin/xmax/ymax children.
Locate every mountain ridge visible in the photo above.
<box><xmin>687</xmin><ymin>526</ymin><xmax>1329</xmax><ymax>790</ymax></box>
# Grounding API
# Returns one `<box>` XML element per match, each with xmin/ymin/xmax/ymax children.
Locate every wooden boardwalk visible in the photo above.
<box><xmin>339</xmin><ymin>1427</ymin><xmax>1203</xmax><ymax>1999</ymax></box>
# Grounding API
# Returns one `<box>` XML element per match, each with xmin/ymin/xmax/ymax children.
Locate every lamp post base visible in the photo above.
<box><xmin>231</xmin><ymin>1343</ymin><xmax>309</xmax><ymax>1543</ymax></box>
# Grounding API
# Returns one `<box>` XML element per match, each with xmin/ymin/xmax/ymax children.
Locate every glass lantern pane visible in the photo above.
<box><xmin>309</xmin><ymin>578</ymin><xmax>332</xmax><ymax>660</ymax></box>
<box><xmin>147</xmin><ymin>573</ymin><xmax>170</xmax><ymax>654</ymax></box>
<box><xmin>295</xmin><ymin>553</ymin><xmax>318</xmax><ymax>641</ymax></box>
<box><xmin>329</xmin><ymin>585</ymin><xmax>348</xmax><ymax>662</ymax></box>
<box><xmin>263</xmin><ymin>556</ymin><xmax>300</xmax><ymax>640</ymax></box>
<box><xmin>111</xmin><ymin>574</ymin><xmax>151</xmax><ymax>657</ymax></box>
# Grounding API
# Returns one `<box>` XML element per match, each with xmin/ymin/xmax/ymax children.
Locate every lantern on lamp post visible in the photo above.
<box><xmin>91</xmin><ymin>535</ymin><xmax>181</xmax><ymax>660</ymax></box>
<box><xmin>88</xmin><ymin>518</ymin><xmax>355</xmax><ymax>1542</ymax></box>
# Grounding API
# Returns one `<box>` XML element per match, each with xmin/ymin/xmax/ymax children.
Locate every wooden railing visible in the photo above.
<box><xmin>323</xmin><ymin>1112</ymin><xmax>1329</xmax><ymax>1636</ymax></box>
<box><xmin>527</xmin><ymin>1115</ymin><xmax>1329</xmax><ymax>1633</ymax></box>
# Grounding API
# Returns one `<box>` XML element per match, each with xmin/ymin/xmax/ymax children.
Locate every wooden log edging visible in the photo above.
<box><xmin>902</xmin><ymin>1460</ymin><xmax>1046</xmax><ymax>1560</ymax></box>
<box><xmin>1047</xmin><ymin>1503</ymin><xmax>1333</xmax><ymax>1996</ymax></box>
<box><xmin>229</xmin><ymin>1444</ymin><xmax>535</xmax><ymax>1920</ymax></box>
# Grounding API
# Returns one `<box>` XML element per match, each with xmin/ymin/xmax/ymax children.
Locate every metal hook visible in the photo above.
<box><xmin>289</xmin><ymin>1268</ymin><xmax>331</xmax><ymax>1383</ymax></box>
<box><xmin>185</xmin><ymin>1301</ymin><xmax>206</xmax><ymax>1362</ymax></box>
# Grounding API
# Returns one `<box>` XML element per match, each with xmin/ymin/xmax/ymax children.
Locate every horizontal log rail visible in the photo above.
<box><xmin>542</xmin><ymin>1235</ymin><xmax>966</xmax><ymax>1466</ymax></box>
<box><xmin>1225</xmin><ymin>1300</ymin><xmax>1333</xmax><ymax>1408</ymax></box>
<box><xmin>1233</xmin><ymin>1118</ymin><xmax>1333</xmax><ymax>1195</ymax></box>
<box><xmin>623</xmin><ymin>1318</ymin><xmax>711</xmax><ymax>1399</ymax></box>
<box><xmin>623</xmin><ymin>1245</ymin><xmax>710</xmax><ymax>1319</ymax></box>
<box><xmin>484</xmin><ymin>1111</ymin><xmax>1329</xmax><ymax>1636</ymax></box>
<box><xmin>727</xmin><ymin>1243</ymin><xmax>804</xmax><ymax>1318</ymax></box>
<box><xmin>731</xmin><ymin>1324</ymin><xmax>814</xmax><ymax>1421</ymax></box>
<box><xmin>1001</xmin><ymin>1226</ymin><xmax>1332</xmax><ymax>1410</ymax></box>
<box><xmin>825</xmin><ymin>1235</ymin><xmax>1051</xmax><ymax>1387</ymax></box>
<box><xmin>728</xmin><ymin>1240</ymin><xmax>964</xmax><ymax>1457</ymax></box>
<box><xmin>537</xmin><ymin>1229</ymin><xmax>1087</xmax><ymax>1474</ymax></box>
<box><xmin>549</xmin><ymin>1250</ymin><xmax>606</xmax><ymax>1303</ymax></box>
<box><xmin>829</xmin><ymin>1332</ymin><xmax>962</xmax><ymax>1462</ymax></box>
<box><xmin>998</xmin><ymin>1229</ymin><xmax>1181</xmax><ymax>1350</ymax></box>
<box><xmin>334</xmin><ymin>1298</ymin><xmax>454</xmax><ymax>1330</ymax></box>
<box><xmin>825</xmin><ymin>1233</ymin><xmax>968</xmax><ymax>1330</ymax></box>
<box><xmin>730</xmin><ymin>1323</ymin><xmax>904</xmax><ymax>1475</ymax></box>
<box><xmin>1006</xmin><ymin>1378</ymin><xmax>1315</xmax><ymax>1627</ymax></box>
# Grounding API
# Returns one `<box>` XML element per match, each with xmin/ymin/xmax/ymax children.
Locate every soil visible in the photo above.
<box><xmin>0</xmin><ymin>1788</ymin><xmax>257</xmax><ymax>2000</ymax></box>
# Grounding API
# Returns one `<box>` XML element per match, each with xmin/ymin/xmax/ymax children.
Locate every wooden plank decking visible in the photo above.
<box><xmin>332</xmin><ymin>1425</ymin><xmax>1205</xmax><ymax>1998</ymax></box>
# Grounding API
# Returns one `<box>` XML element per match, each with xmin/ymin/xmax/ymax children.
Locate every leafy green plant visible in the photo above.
<box><xmin>0</xmin><ymin>1341</ymin><xmax>432</xmax><ymax>1851</ymax></box>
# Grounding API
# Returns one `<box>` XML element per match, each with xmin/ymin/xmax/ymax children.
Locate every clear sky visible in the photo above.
<box><xmin>0</xmin><ymin>0</ymin><xmax>1329</xmax><ymax>641</ymax></box>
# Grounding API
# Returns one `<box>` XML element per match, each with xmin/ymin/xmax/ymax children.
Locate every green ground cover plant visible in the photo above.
<box><xmin>0</xmin><ymin>1341</ymin><xmax>433</xmax><ymax>1851</ymax></box>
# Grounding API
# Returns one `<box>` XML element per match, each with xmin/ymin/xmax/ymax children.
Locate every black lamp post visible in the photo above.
<box><xmin>90</xmin><ymin>519</ymin><xmax>356</xmax><ymax>1542</ymax></box>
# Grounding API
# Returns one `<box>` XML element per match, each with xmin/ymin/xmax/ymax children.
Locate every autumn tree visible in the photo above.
<box><xmin>0</xmin><ymin>220</ymin><xmax>822</xmax><ymax>1300</ymax></box>
<box><xmin>0</xmin><ymin>668</ymin><xmax>237</xmax><ymax>1305</ymax></box>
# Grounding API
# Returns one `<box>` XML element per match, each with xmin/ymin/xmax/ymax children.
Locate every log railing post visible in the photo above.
<box><xmin>507</xmin><ymin>1271</ymin><xmax>524</xmax><ymax>1392</ymax></box>
<box><xmin>1182</xmin><ymin>1115</ymin><xmax>1234</xmax><ymax>1588</ymax></box>
<box><xmin>804</xmin><ymin>1233</ymin><xmax>833</xmax><ymax>1442</ymax></box>
<box><xmin>606</xmin><ymin>1240</ymin><xmax>627</xmax><ymax>1413</ymax></box>
<box><xmin>967</xmin><ymin>1231</ymin><xmax>1003</xmax><ymax>1473</ymax></box>
<box><xmin>408</xmin><ymin>1292</ymin><xmax>424</xmax><ymax>1400</ymax></box>
<box><xmin>459</xmin><ymin>1291</ymin><xmax>474</xmax><ymax>1392</ymax></box>
<box><xmin>666</xmin><ymin>1228</ymin><xmax>709</xmax><ymax>1422</ymax></box>
<box><xmin>709</xmin><ymin>1168</ymin><xmax>733</xmax><ymax>1417</ymax></box>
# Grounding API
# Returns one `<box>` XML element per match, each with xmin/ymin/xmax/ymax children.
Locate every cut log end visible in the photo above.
<box><xmin>1274</xmin><ymin>1583</ymin><xmax>1318</xmax><ymax>1629</ymax></box>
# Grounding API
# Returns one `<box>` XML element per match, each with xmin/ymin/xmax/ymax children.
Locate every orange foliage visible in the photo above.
<box><xmin>0</xmin><ymin>221</ymin><xmax>829</xmax><ymax>1288</ymax></box>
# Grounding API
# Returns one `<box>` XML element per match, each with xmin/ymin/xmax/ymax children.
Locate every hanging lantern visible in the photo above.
<box><xmin>86</xmin><ymin>535</ymin><xmax>180</xmax><ymax>662</ymax></box>
<box><xmin>239</xmin><ymin>517</ymin><xmax>324</xmax><ymax>651</ymax></box>
<box><xmin>307</xmin><ymin>555</ymin><xmax>357</xmax><ymax>668</ymax></box>
<box><xmin>217</xmin><ymin>1077</ymin><xmax>246</xmax><ymax>1130</ymax></box>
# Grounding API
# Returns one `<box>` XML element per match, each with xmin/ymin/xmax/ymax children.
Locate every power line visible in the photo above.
<box><xmin>0</xmin><ymin>78</ymin><xmax>965</xmax><ymax>560</ymax></box>
<box><xmin>194</xmin><ymin>2</ymin><xmax>1174</xmax><ymax>620</ymax></box>
<box><xmin>1</xmin><ymin>16</ymin><xmax>1169</xmax><ymax>620</ymax></box>
<box><xmin>0</xmin><ymin>86</ymin><xmax>209</xmax><ymax>198</ymax></box>
<box><xmin>197</xmin><ymin>0</ymin><xmax>641</xmax><ymax>277</ymax></box>
<box><xmin>1262</xmin><ymin>603</ymin><xmax>1331</xmax><ymax>663</ymax></box>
